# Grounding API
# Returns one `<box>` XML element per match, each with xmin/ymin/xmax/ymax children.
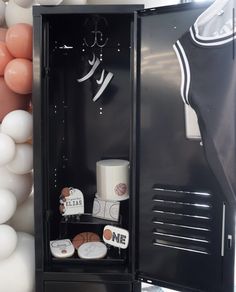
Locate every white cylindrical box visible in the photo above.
<box><xmin>96</xmin><ymin>159</ymin><xmax>129</xmax><ymax>201</ymax></box>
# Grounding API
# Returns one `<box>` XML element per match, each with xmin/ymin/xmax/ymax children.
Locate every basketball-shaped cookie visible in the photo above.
<box><xmin>61</xmin><ymin>187</ymin><xmax>70</xmax><ymax>197</ymax></box>
<box><xmin>72</xmin><ymin>232</ymin><xmax>100</xmax><ymax>250</ymax></box>
<box><xmin>103</xmin><ymin>228</ymin><xmax>112</xmax><ymax>241</ymax></box>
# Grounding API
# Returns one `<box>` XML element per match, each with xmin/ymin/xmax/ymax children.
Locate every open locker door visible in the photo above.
<box><xmin>134</xmin><ymin>3</ymin><xmax>235</xmax><ymax>292</ymax></box>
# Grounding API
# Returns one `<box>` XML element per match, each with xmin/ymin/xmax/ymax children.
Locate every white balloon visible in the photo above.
<box><xmin>14</xmin><ymin>0</ymin><xmax>33</xmax><ymax>8</ymax></box>
<box><xmin>0</xmin><ymin>189</ymin><xmax>17</xmax><ymax>224</ymax></box>
<box><xmin>9</xmin><ymin>193</ymin><xmax>34</xmax><ymax>234</ymax></box>
<box><xmin>1</xmin><ymin>110</ymin><xmax>33</xmax><ymax>143</ymax></box>
<box><xmin>5</xmin><ymin>0</ymin><xmax>33</xmax><ymax>27</ymax></box>
<box><xmin>7</xmin><ymin>143</ymin><xmax>33</xmax><ymax>174</ymax></box>
<box><xmin>0</xmin><ymin>225</ymin><xmax>17</xmax><ymax>260</ymax></box>
<box><xmin>0</xmin><ymin>0</ymin><xmax>5</xmax><ymax>26</ymax></box>
<box><xmin>0</xmin><ymin>133</ymin><xmax>16</xmax><ymax>166</ymax></box>
<box><xmin>0</xmin><ymin>232</ymin><xmax>35</xmax><ymax>292</ymax></box>
<box><xmin>62</xmin><ymin>0</ymin><xmax>86</xmax><ymax>3</ymax></box>
<box><xmin>0</xmin><ymin>167</ymin><xmax>32</xmax><ymax>205</ymax></box>
<box><xmin>36</xmin><ymin>0</ymin><xmax>63</xmax><ymax>4</ymax></box>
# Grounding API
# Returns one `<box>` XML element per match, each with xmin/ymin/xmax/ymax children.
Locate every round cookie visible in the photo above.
<box><xmin>72</xmin><ymin>232</ymin><xmax>100</xmax><ymax>250</ymax></box>
<box><xmin>77</xmin><ymin>242</ymin><xmax>107</xmax><ymax>259</ymax></box>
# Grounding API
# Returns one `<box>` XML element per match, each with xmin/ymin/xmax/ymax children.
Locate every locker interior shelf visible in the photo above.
<box><xmin>60</xmin><ymin>214</ymin><xmax>122</xmax><ymax>226</ymax></box>
<box><xmin>51</xmin><ymin>247</ymin><xmax>127</xmax><ymax>265</ymax></box>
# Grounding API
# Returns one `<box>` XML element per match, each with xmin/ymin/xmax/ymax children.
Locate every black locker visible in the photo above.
<box><xmin>33</xmin><ymin>3</ymin><xmax>235</xmax><ymax>292</ymax></box>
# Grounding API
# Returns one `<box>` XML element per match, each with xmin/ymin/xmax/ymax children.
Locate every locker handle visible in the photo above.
<box><xmin>221</xmin><ymin>203</ymin><xmax>225</xmax><ymax>256</ymax></box>
<box><xmin>227</xmin><ymin>235</ymin><xmax>233</xmax><ymax>249</ymax></box>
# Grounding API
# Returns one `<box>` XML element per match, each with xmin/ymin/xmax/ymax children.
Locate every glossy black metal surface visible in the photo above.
<box><xmin>33</xmin><ymin>11</ymin><xmax>45</xmax><ymax>276</ymax></box>
<box><xmin>33</xmin><ymin>4</ymin><xmax>143</xmax><ymax>16</ymax></box>
<box><xmin>33</xmin><ymin>5</ymin><xmax>141</xmax><ymax>292</ymax></box>
<box><xmin>33</xmin><ymin>3</ymin><xmax>235</xmax><ymax>292</ymax></box>
<box><xmin>44</xmin><ymin>281</ymin><xmax>132</xmax><ymax>292</ymax></box>
<box><xmin>135</xmin><ymin>3</ymin><xmax>235</xmax><ymax>292</ymax></box>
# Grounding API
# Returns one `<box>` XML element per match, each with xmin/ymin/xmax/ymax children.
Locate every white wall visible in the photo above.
<box><xmin>87</xmin><ymin>0</ymin><xmax>183</xmax><ymax>8</ymax></box>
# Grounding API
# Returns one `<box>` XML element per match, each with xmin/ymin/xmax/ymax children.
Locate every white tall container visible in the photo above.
<box><xmin>96</xmin><ymin>159</ymin><xmax>129</xmax><ymax>201</ymax></box>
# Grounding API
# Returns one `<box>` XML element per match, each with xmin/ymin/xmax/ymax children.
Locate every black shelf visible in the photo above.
<box><xmin>60</xmin><ymin>214</ymin><xmax>122</xmax><ymax>226</ymax></box>
<box><xmin>52</xmin><ymin>258</ymin><xmax>126</xmax><ymax>265</ymax></box>
<box><xmin>51</xmin><ymin>242</ymin><xmax>127</xmax><ymax>265</ymax></box>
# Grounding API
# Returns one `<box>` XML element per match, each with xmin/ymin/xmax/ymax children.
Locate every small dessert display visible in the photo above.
<box><xmin>77</xmin><ymin>242</ymin><xmax>107</xmax><ymax>259</ymax></box>
<box><xmin>51</xmin><ymin>159</ymin><xmax>130</xmax><ymax>261</ymax></box>
<box><xmin>92</xmin><ymin>197</ymin><xmax>120</xmax><ymax>222</ymax></box>
<box><xmin>103</xmin><ymin>225</ymin><xmax>129</xmax><ymax>249</ymax></box>
<box><xmin>72</xmin><ymin>232</ymin><xmax>100</xmax><ymax>249</ymax></box>
<box><xmin>96</xmin><ymin>159</ymin><xmax>129</xmax><ymax>201</ymax></box>
<box><xmin>59</xmin><ymin>187</ymin><xmax>84</xmax><ymax>216</ymax></box>
<box><xmin>50</xmin><ymin>239</ymin><xmax>75</xmax><ymax>258</ymax></box>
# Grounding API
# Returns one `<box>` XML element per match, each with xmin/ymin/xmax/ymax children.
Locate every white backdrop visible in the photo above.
<box><xmin>87</xmin><ymin>0</ymin><xmax>183</xmax><ymax>8</ymax></box>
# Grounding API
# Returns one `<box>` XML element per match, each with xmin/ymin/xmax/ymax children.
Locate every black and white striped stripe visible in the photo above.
<box><xmin>173</xmin><ymin>40</ymin><xmax>191</xmax><ymax>105</ymax></box>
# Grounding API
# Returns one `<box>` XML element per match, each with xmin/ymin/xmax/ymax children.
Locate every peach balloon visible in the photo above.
<box><xmin>6</xmin><ymin>23</ymin><xmax>32</xmax><ymax>60</ymax></box>
<box><xmin>4</xmin><ymin>58</ymin><xmax>32</xmax><ymax>95</ymax></box>
<box><xmin>0</xmin><ymin>28</ymin><xmax>7</xmax><ymax>42</ymax></box>
<box><xmin>0</xmin><ymin>77</ymin><xmax>30</xmax><ymax>122</ymax></box>
<box><xmin>0</xmin><ymin>42</ymin><xmax>13</xmax><ymax>76</ymax></box>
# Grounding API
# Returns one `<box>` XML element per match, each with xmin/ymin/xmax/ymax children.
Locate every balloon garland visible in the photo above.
<box><xmin>0</xmin><ymin>0</ymin><xmax>87</xmax><ymax>291</ymax></box>
<box><xmin>0</xmin><ymin>1</ymin><xmax>34</xmax><ymax>291</ymax></box>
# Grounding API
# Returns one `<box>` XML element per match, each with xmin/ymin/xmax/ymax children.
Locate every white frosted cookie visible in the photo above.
<box><xmin>77</xmin><ymin>241</ymin><xmax>107</xmax><ymax>259</ymax></box>
<box><xmin>103</xmin><ymin>225</ymin><xmax>129</xmax><ymax>249</ymax></box>
<box><xmin>50</xmin><ymin>239</ymin><xmax>75</xmax><ymax>258</ymax></box>
<box><xmin>92</xmin><ymin>197</ymin><xmax>120</xmax><ymax>222</ymax></box>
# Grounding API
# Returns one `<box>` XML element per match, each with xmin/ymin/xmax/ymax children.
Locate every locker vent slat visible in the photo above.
<box><xmin>152</xmin><ymin>187</ymin><xmax>213</xmax><ymax>255</ymax></box>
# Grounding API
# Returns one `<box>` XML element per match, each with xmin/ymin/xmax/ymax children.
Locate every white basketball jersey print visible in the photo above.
<box><xmin>173</xmin><ymin>0</ymin><xmax>236</xmax><ymax>203</ymax></box>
